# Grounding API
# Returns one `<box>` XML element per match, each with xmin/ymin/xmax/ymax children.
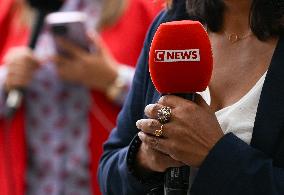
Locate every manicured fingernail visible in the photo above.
<box><xmin>136</xmin><ymin>120</ymin><xmax>141</xmax><ymax>129</ymax></box>
<box><xmin>138</xmin><ymin>131</ymin><xmax>144</xmax><ymax>139</ymax></box>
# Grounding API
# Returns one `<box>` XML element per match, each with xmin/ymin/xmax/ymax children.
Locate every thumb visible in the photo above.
<box><xmin>87</xmin><ymin>31</ymin><xmax>107</xmax><ymax>55</ymax></box>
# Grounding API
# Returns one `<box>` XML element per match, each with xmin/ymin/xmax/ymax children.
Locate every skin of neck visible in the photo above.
<box><xmin>222</xmin><ymin>0</ymin><xmax>253</xmax><ymax>35</ymax></box>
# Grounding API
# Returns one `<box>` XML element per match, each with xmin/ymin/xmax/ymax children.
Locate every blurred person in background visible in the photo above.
<box><xmin>0</xmin><ymin>0</ymin><xmax>30</xmax><ymax>63</ymax></box>
<box><xmin>0</xmin><ymin>0</ymin><xmax>163</xmax><ymax>194</ymax></box>
<box><xmin>98</xmin><ymin>0</ymin><xmax>284</xmax><ymax>194</ymax></box>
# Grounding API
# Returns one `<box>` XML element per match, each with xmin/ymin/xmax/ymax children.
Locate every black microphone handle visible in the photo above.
<box><xmin>164</xmin><ymin>166</ymin><xmax>190</xmax><ymax>195</ymax></box>
<box><xmin>29</xmin><ymin>11</ymin><xmax>47</xmax><ymax>49</ymax></box>
<box><xmin>163</xmin><ymin>93</ymin><xmax>195</xmax><ymax>195</ymax></box>
<box><xmin>5</xmin><ymin>11</ymin><xmax>47</xmax><ymax>118</ymax></box>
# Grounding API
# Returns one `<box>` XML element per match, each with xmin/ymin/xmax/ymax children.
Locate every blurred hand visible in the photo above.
<box><xmin>4</xmin><ymin>47</ymin><xmax>40</xmax><ymax>91</ymax></box>
<box><xmin>53</xmin><ymin>32</ymin><xmax>119</xmax><ymax>92</ymax></box>
<box><xmin>137</xmin><ymin>95</ymin><xmax>224</xmax><ymax>168</ymax></box>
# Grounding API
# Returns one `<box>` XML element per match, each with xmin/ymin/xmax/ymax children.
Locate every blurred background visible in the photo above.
<box><xmin>0</xmin><ymin>0</ymin><xmax>164</xmax><ymax>194</ymax></box>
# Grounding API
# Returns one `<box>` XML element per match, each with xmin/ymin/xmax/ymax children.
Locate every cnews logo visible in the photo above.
<box><xmin>154</xmin><ymin>49</ymin><xmax>200</xmax><ymax>62</ymax></box>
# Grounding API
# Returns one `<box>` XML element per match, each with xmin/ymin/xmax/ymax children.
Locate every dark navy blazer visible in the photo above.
<box><xmin>98</xmin><ymin>6</ymin><xmax>284</xmax><ymax>195</ymax></box>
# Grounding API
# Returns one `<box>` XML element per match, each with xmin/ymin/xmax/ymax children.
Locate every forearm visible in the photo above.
<box><xmin>98</xmin><ymin>10</ymin><xmax>169</xmax><ymax>194</ymax></box>
<box><xmin>98</xmin><ymin>53</ymin><xmax>148</xmax><ymax>195</ymax></box>
<box><xmin>106</xmin><ymin>65</ymin><xmax>135</xmax><ymax>105</ymax></box>
<box><xmin>98</xmin><ymin>134</ymin><xmax>149</xmax><ymax>195</ymax></box>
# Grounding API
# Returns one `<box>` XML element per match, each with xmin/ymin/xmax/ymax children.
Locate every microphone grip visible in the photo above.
<box><xmin>164</xmin><ymin>166</ymin><xmax>190</xmax><ymax>195</ymax></box>
<box><xmin>29</xmin><ymin>11</ymin><xmax>47</xmax><ymax>49</ymax></box>
<box><xmin>173</xmin><ymin>93</ymin><xmax>195</xmax><ymax>101</ymax></box>
<box><xmin>163</xmin><ymin>93</ymin><xmax>195</xmax><ymax>195</ymax></box>
<box><xmin>5</xmin><ymin>11</ymin><xmax>47</xmax><ymax>118</ymax></box>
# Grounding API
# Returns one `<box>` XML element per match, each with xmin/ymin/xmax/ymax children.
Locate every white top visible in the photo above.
<box><xmin>188</xmin><ymin>71</ymin><xmax>267</xmax><ymax>194</ymax></box>
<box><xmin>202</xmin><ymin>71</ymin><xmax>267</xmax><ymax>144</ymax></box>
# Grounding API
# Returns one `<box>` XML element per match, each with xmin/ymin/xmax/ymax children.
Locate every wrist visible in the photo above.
<box><xmin>134</xmin><ymin>150</ymin><xmax>156</xmax><ymax>178</ymax></box>
<box><xmin>101</xmin><ymin>66</ymin><xmax>118</xmax><ymax>92</ymax></box>
<box><xmin>2</xmin><ymin>67</ymin><xmax>10</xmax><ymax>92</ymax></box>
<box><xmin>127</xmin><ymin>135</ymin><xmax>164</xmax><ymax>185</ymax></box>
<box><xmin>106</xmin><ymin>65</ymin><xmax>134</xmax><ymax>105</ymax></box>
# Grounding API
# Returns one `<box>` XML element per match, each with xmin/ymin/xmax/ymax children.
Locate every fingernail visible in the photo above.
<box><xmin>144</xmin><ymin>104</ymin><xmax>152</xmax><ymax>111</ymax></box>
<box><xmin>136</xmin><ymin>120</ymin><xmax>141</xmax><ymax>129</ymax></box>
<box><xmin>138</xmin><ymin>131</ymin><xmax>144</xmax><ymax>139</ymax></box>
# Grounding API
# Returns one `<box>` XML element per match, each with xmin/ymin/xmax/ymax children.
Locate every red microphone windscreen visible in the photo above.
<box><xmin>149</xmin><ymin>20</ymin><xmax>213</xmax><ymax>94</ymax></box>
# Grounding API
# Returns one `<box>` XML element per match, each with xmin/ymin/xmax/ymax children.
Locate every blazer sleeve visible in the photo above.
<box><xmin>98</xmin><ymin>11</ymin><xmax>167</xmax><ymax>195</ymax></box>
<box><xmin>191</xmin><ymin>133</ymin><xmax>284</xmax><ymax>195</ymax></box>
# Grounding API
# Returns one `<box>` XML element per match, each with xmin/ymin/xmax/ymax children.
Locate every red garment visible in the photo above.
<box><xmin>0</xmin><ymin>0</ymin><xmax>163</xmax><ymax>194</ymax></box>
<box><xmin>0</xmin><ymin>0</ymin><xmax>29</xmax><ymax>64</ymax></box>
<box><xmin>0</xmin><ymin>0</ymin><xmax>29</xmax><ymax>194</ymax></box>
<box><xmin>91</xmin><ymin>0</ymin><xmax>163</xmax><ymax>194</ymax></box>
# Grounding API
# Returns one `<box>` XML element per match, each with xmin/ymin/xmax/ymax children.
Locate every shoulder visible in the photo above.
<box><xmin>143</xmin><ymin>10</ymin><xmax>168</xmax><ymax>48</ymax></box>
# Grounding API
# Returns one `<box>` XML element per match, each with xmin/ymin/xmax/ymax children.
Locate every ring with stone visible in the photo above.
<box><xmin>157</xmin><ymin>106</ymin><xmax>172</xmax><ymax>124</ymax></box>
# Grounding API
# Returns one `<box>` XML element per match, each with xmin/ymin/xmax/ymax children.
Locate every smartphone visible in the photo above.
<box><xmin>46</xmin><ymin>11</ymin><xmax>90</xmax><ymax>53</ymax></box>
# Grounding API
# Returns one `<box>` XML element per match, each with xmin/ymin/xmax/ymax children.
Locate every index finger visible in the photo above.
<box><xmin>87</xmin><ymin>31</ymin><xmax>104</xmax><ymax>54</ymax></box>
<box><xmin>158</xmin><ymin>95</ymin><xmax>194</xmax><ymax>108</ymax></box>
<box><xmin>144</xmin><ymin>103</ymin><xmax>164</xmax><ymax>119</ymax></box>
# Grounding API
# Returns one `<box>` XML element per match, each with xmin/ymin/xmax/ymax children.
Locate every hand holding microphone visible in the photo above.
<box><xmin>137</xmin><ymin>94</ymin><xmax>224</xmax><ymax>194</ymax></box>
<box><xmin>136</xmin><ymin>20</ymin><xmax>223</xmax><ymax>194</ymax></box>
<box><xmin>4</xmin><ymin>0</ymin><xmax>63</xmax><ymax>118</ymax></box>
<box><xmin>4</xmin><ymin>48</ymin><xmax>40</xmax><ymax>92</ymax></box>
<box><xmin>140</xmin><ymin>94</ymin><xmax>224</xmax><ymax>165</ymax></box>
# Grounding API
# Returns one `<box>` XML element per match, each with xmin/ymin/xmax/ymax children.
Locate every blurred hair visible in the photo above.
<box><xmin>97</xmin><ymin>0</ymin><xmax>170</xmax><ymax>30</ymax></box>
<box><xmin>186</xmin><ymin>0</ymin><xmax>284</xmax><ymax>41</ymax></box>
<box><xmin>97</xmin><ymin>0</ymin><xmax>128</xmax><ymax>31</ymax></box>
<box><xmin>166</xmin><ymin>0</ymin><xmax>172</xmax><ymax>8</ymax></box>
<box><xmin>12</xmin><ymin>0</ymin><xmax>33</xmax><ymax>28</ymax></box>
<box><xmin>166</xmin><ymin>0</ymin><xmax>189</xmax><ymax>21</ymax></box>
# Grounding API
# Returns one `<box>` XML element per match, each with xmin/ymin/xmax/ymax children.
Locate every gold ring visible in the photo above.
<box><xmin>154</xmin><ymin>124</ymin><xmax>164</xmax><ymax>137</ymax></box>
<box><xmin>157</xmin><ymin>106</ymin><xmax>172</xmax><ymax>124</ymax></box>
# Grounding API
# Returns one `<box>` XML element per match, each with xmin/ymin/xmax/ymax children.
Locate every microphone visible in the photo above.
<box><xmin>148</xmin><ymin>20</ymin><xmax>213</xmax><ymax>194</ymax></box>
<box><xmin>5</xmin><ymin>0</ymin><xmax>63</xmax><ymax>118</ymax></box>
